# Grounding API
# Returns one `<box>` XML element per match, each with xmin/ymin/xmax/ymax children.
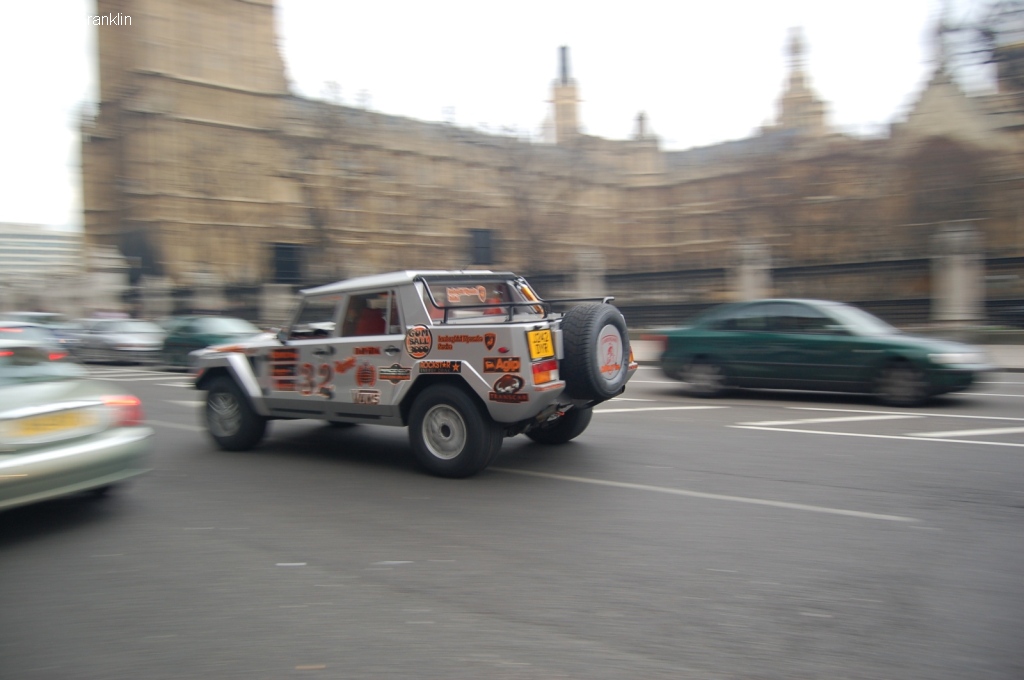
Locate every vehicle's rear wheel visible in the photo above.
<box><xmin>683</xmin><ymin>358</ymin><xmax>728</xmax><ymax>397</ymax></box>
<box><xmin>526</xmin><ymin>407</ymin><xmax>593</xmax><ymax>445</ymax></box>
<box><xmin>205</xmin><ymin>376</ymin><xmax>268</xmax><ymax>450</ymax></box>
<box><xmin>875</xmin><ymin>362</ymin><xmax>929</xmax><ymax>406</ymax></box>
<box><xmin>408</xmin><ymin>385</ymin><xmax>501</xmax><ymax>478</ymax></box>
<box><xmin>560</xmin><ymin>303</ymin><xmax>631</xmax><ymax>403</ymax></box>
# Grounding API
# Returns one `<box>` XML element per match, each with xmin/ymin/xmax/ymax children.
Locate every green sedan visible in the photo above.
<box><xmin>0</xmin><ymin>340</ymin><xmax>152</xmax><ymax>511</ymax></box>
<box><xmin>160</xmin><ymin>316</ymin><xmax>265</xmax><ymax>369</ymax></box>
<box><xmin>658</xmin><ymin>299</ymin><xmax>993</xmax><ymax>406</ymax></box>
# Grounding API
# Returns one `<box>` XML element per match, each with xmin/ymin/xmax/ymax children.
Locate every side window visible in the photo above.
<box><xmin>771</xmin><ymin>303</ymin><xmax>831</xmax><ymax>333</ymax></box>
<box><xmin>340</xmin><ymin>290</ymin><xmax>398</xmax><ymax>337</ymax></box>
<box><xmin>724</xmin><ymin>304</ymin><xmax>771</xmax><ymax>332</ymax></box>
<box><xmin>289</xmin><ymin>295</ymin><xmax>341</xmax><ymax>339</ymax></box>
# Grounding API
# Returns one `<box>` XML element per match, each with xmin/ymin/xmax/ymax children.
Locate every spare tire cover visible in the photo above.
<box><xmin>559</xmin><ymin>303</ymin><xmax>631</xmax><ymax>402</ymax></box>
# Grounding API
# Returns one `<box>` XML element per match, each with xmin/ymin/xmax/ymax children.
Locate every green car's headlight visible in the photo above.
<box><xmin>928</xmin><ymin>352</ymin><xmax>983</xmax><ymax>366</ymax></box>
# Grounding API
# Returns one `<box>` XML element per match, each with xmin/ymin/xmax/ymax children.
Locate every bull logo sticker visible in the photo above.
<box><xmin>484</xmin><ymin>333</ymin><xmax>496</xmax><ymax>350</ymax></box>
<box><xmin>599</xmin><ymin>333</ymin><xmax>623</xmax><ymax>377</ymax></box>
<box><xmin>406</xmin><ymin>325</ymin><xmax>432</xmax><ymax>358</ymax></box>
<box><xmin>489</xmin><ymin>374</ymin><xmax>528</xmax><ymax>403</ymax></box>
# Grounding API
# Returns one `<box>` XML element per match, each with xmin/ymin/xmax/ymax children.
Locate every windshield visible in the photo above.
<box><xmin>201</xmin><ymin>318</ymin><xmax>260</xmax><ymax>334</ymax></box>
<box><xmin>825</xmin><ymin>303</ymin><xmax>899</xmax><ymax>336</ymax></box>
<box><xmin>102</xmin><ymin>320</ymin><xmax>165</xmax><ymax>334</ymax></box>
<box><xmin>0</xmin><ymin>325</ymin><xmax>54</xmax><ymax>343</ymax></box>
<box><xmin>0</xmin><ymin>345</ymin><xmax>84</xmax><ymax>386</ymax></box>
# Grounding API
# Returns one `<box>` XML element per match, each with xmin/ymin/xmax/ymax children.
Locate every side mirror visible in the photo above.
<box><xmin>277</xmin><ymin>328</ymin><xmax>289</xmax><ymax>344</ymax></box>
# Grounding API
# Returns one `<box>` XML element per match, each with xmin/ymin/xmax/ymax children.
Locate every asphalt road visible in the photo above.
<box><xmin>2</xmin><ymin>365</ymin><xmax>1023</xmax><ymax>680</ymax></box>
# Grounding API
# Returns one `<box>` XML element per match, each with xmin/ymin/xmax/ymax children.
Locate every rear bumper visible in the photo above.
<box><xmin>0</xmin><ymin>427</ymin><xmax>153</xmax><ymax>511</ymax></box>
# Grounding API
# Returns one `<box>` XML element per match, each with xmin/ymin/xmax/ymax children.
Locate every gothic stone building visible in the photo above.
<box><xmin>82</xmin><ymin>0</ymin><xmax>1024</xmax><ymax>325</ymax></box>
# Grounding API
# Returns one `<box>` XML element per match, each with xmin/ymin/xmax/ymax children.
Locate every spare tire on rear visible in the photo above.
<box><xmin>560</xmin><ymin>303</ymin><xmax>631</xmax><ymax>402</ymax></box>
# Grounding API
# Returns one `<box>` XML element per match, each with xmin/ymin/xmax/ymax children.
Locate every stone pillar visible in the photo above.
<box><xmin>260</xmin><ymin>284</ymin><xmax>297</xmax><ymax>328</ymax></box>
<box><xmin>732</xmin><ymin>241</ymin><xmax>771</xmax><ymax>301</ymax></box>
<box><xmin>137</xmin><ymin>276</ymin><xmax>175</xmax><ymax>319</ymax></box>
<box><xmin>931</xmin><ymin>222</ymin><xmax>984</xmax><ymax>326</ymax></box>
<box><xmin>85</xmin><ymin>246</ymin><xmax>130</xmax><ymax>315</ymax></box>
<box><xmin>574</xmin><ymin>250</ymin><xmax>606</xmax><ymax>298</ymax></box>
<box><xmin>188</xmin><ymin>271</ymin><xmax>228</xmax><ymax>314</ymax></box>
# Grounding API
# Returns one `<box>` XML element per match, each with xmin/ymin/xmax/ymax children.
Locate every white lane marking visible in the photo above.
<box><xmin>491</xmin><ymin>468</ymin><xmax>919</xmax><ymax>523</ymax></box>
<box><xmin>170</xmin><ymin>400</ymin><xmax>203</xmax><ymax>408</ymax></box>
<box><xmin>146</xmin><ymin>419</ymin><xmax>204</xmax><ymax>432</ymax></box>
<box><xmin>157</xmin><ymin>383</ymin><xmax>194</xmax><ymax>388</ymax></box>
<box><xmin>629</xmin><ymin>379</ymin><xmax>680</xmax><ymax>385</ymax></box>
<box><xmin>732</xmin><ymin>425</ymin><xmax>1024</xmax><ymax>449</ymax></box>
<box><xmin>276</xmin><ymin>563</ymin><xmax>307</xmax><ymax>567</ymax></box>
<box><xmin>908</xmin><ymin>426</ymin><xmax>1024</xmax><ymax>438</ymax></box>
<box><xmin>595</xmin><ymin>405</ymin><xmax>728</xmax><ymax>414</ymax></box>
<box><xmin>964</xmin><ymin>392</ymin><xmax>1024</xmax><ymax>398</ymax></box>
<box><xmin>978</xmin><ymin>380</ymin><xmax>1024</xmax><ymax>385</ymax></box>
<box><xmin>739</xmin><ymin>415</ymin><xmax>921</xmax><ymax>427</ymax></box>
<box><xmin>786</xmin><ymin>407</ymin><xmax>1024</xmax><ymax>423</ymax></box>
<box><xmin>613</xmin><ymin>397</ymin><xmax>657</xmax><ymax>402</ymax></box>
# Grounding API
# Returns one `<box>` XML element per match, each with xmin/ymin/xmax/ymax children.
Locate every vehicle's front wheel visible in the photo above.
<box><xmin>683</xmin><ymin>358</ymin><xmax>728</xmax><ymax>397</ymax></box>
<box><xmin>526</xmin><ymin>407</ymin><xmax>593</xmax><ymax>445</ymax></box>
<box><xmin>205</xmin><ymin>376</ymin><xmax>268</xmax><ymax>450</ymax></box>
<box><xmin>408</xmin><ymin>385</ymin><xmax>501</xmax><ymax>478</ymax></box>
<box><xmin>875</xmin><ymin>362</ymin><xmax>929</xmax><ymax>406</ymax></box>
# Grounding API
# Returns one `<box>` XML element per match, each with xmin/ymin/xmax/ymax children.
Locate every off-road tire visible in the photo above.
<box><xmin>408</xmin><ymin>385</ymin><xmax>502</xmax><ymax>478</ymax></box>
<box><xmin>560</xmin><ymin>303</ymin><xmax>631</xmax><ymax>402</ymax></box>
<box><xmin>526</xmin><ymin>407</ymin><xmax>593</xmax><ymax>445</ymax></box>
<box><xmin>204</xmin><ymin>376</ymin><xmax>268</xmax><ymax>451</ymax></box>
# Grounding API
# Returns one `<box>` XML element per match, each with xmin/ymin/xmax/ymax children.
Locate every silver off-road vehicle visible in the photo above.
<box><xmin>192</xmin><ymin>270</ymin><xmax>636</xmax><ymax>477</ymax></box>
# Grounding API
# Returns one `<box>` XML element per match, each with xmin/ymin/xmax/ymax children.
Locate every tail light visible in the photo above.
<box><xmin>102</xmin><ymin>395</ymin><xmax>146</xmax><ymax>427</ymax></box>
<box><xmin>532</xmin><ymin>358</ymin><xmax>559</xmax><ymax>385</ymax></box>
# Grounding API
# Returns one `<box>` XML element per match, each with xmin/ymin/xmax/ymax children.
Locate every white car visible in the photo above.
<box><xmin>192</xmin><ymin>270</ymin><xmax>637</xmax><ymax>477</ymax></box>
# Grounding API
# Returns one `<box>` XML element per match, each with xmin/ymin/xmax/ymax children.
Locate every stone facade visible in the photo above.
<box><xmin>82</xmin><ymin>0</ymin><xmax>1024</xmax><ymax>325</ymax></box>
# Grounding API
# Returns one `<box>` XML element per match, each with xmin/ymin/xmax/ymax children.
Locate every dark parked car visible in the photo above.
<box><xmin>160</xmin><ymin>315</ymin><xmax>266</xmax><ymax>369</ymax></box>
<box><xmin>658</xmin><ymin>299</ymin><xmax>993</xmax><ymax>406</ymax></box>
<box><xmin>0</xmin><ymin>339</ymin><xmax>152</xmax><ymax>511</ymax></box>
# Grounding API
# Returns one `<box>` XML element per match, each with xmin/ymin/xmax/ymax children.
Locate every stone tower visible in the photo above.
<box><xmin>552</xmin><ymin>46</ymin><xmax>580</xmax><ymax>144</ymax></box>
<box><xmin>82</xmin><ymin>0</ymin><xmax>294</xmax><ymax>286</ymax></box>
<box><xmin>772</xmin><ymin>27</ymin><xmax>828</xmax><ymax>135</ymax></box>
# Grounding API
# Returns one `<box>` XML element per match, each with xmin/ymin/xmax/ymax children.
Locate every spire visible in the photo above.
<box><xmin>551</xmin><ymin>46</ymin><xmax>580</xmax><ymax>144</ymax></box>
<box><xmin>771</xmin><ymin>28</ymin><xmax>828</xmax><ymax>136</ymax></box>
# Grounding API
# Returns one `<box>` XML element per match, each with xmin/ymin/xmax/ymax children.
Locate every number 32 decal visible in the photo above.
<box><xmin>298</xmin><ymin>362</ymin><xmax>334</xmax><ymax>398</ymax></box>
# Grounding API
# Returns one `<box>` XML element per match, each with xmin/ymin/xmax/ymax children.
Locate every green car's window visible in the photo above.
<box><xmin>769</xmin><ymin>303</ymin><xmax>831</xmax><ymax>333</ymax></box>
<box><xmin>719</xmin><ymin>304</ymin><xmax>771</xmax><ymax>332</ymax></box>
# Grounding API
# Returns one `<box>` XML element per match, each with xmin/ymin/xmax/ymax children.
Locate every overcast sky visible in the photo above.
<box><xmin>0</xmin><ymin>0</ymin><xmax>989</xmax><ymax>231</ymax></box>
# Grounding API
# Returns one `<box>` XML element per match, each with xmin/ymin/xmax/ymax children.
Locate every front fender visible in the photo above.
<box><xmin>194</xmin><ymin>351</ymin><xmax>271</xmax><ymax>417</ymax></box>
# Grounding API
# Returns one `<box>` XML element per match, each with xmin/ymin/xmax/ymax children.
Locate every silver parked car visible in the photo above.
<box><xmin>74</xmin><ymin>318</ymin><xmax>166</xmax><ymax>364</ymax></box>
<box><xmin>0</xmin><ymin>340</ymin><xmax>153</xmax><ymax>511</ymax></box>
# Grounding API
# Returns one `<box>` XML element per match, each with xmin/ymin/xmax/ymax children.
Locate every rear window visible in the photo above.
<box><xmin>421</xmin><ymin>281</ymin><xmax>541</xmax><ymax>323</ymax></box>
<box><xmin>0</xmin><ymin>345</ymin><xmax>84</xmax><ymax>386</ymax></box>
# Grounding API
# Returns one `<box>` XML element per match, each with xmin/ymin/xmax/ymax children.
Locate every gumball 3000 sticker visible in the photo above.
<box><xmin>405</xmin><ymin>325</ymin><xmax>432</xmax><ymax>358</ymax></box>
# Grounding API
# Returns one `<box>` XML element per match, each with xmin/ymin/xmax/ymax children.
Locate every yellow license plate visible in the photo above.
<box><xmin>14</xmin><ymin>411</ymin><xmax>93</xmax><ymax>438</ymax></box>
<box><xmin>527</xmin><ymin>329</ymin><xmax>555</xmax><ymax>360</ymax></box>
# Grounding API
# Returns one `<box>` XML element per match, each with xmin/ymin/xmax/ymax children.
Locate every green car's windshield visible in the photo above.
<box><xmin>0</xmin><ymin>345</ymin><xmax>85</xmax><ymax>386</ymax></box>
<box><xmin>201</xmin><ymin>318</ymin><xmax>260</xmax><ymax>334</ymax></box>
<box><xmin>825</xmin><ymin>303</ymin><xmax>899</xmax><ymax>336</ymax></box>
